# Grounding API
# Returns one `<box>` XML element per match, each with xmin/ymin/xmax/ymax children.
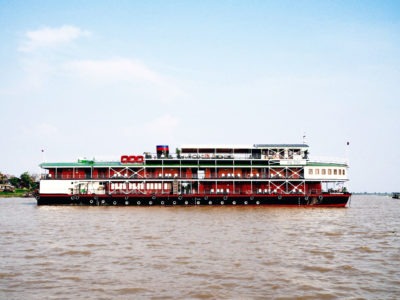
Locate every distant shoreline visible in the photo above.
<box><xmin>0</xmin><ymin>189</ymin><xmax>34</xmax><ymax>198</ymax></box>
<box><xmin>352</xmin><ymin>193</ymin><xmax>394</xmax><ymax>196</ymax></box>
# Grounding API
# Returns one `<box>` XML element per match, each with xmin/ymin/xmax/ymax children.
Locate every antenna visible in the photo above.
<box><xmin>302</xmin><ymin>132</ymin><xmax>307</xmax><ymax>144</ymax></box>
<box><xmin>345</xmin><ymin>140</ymin><xmax>350</xmax><ymax>164</ymax></box>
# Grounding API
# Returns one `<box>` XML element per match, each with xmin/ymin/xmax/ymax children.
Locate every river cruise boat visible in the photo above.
<box><xmin>36</xmin><ymin>144</ymin><xmax>351</xmax><ymax>207</ymax></box>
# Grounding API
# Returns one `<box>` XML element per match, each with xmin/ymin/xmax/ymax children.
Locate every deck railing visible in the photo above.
<box><xmin>42</xmin><ymin>173</ymin><xmax>305</xmax><ymax>180</ymax></box>
<box><xmin>69</xmin><ymin>188</ymin><xmax>341</xmax><ymax>196</ymax></box>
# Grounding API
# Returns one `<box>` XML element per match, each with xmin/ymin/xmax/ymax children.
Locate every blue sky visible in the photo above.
<box><xmin>1</xmin><ymin>1</ymin><xmax>399</xmax><ymax>192</ymax></box>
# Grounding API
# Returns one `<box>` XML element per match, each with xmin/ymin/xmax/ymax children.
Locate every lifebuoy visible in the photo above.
<box><xmin>223</xmin><ymin>196</ymin><xmax>228</xmax><ymax>200</ymax></box>
<box><xmin>113</xmin><ymin>200</ymin><xmax>117</xmax><ymax>205</ymax></box>
<box><xmin>204</xmin><ymin>196</ymin><xmax>208</xmax><ymax>200</ymax></box>
<box><xmin>256</xmin><ymin>201</ymin><xmax>260</xmax><ymax>205</ymax></box>
<box><xmin>89</xmin><ymin>199</ymin><xmax>94</xmax><ymax>204</ymax></box>
<box><xmin>125</xmin><ymin>201</ymin><xmax>129</xmax><ymax>205</ymax></box>
<box><xmin>184</xmin><ymin>201</ymin><xmax>188</xmax><ymax>205</ymax></box>
<box><xmin>178</xmin><ymin>195</ymin><xmax>182</xmax><ymax>200</ymax></box>
<box><xmin>121</xmin><ymin>155</ymin><xmax>144</xmax><ymax>163</ymax></box>
<box><xmin>208</xmin><ymin>201</ymin><xmax>212</xmax><ymax>205</ymax></box>
<box><xmin>35</xmin><ymin>195</ymin><xmax>40</xmax><ymax>200</ymax></box>
<box><xmin>318</xmin><ymin>195</ymin><xmax>323</xmax><ymax>201</ymax></box>
<box><xmin>137</xmin><ymin>201</ymin><xmax>141</xmax><ymax>205</ymax></box>
<box><xmin>149</xmin><ymin>201</ymin><xmax>153</xmax><ymax>205</ymax></box>
<box><xmin>152</xmin><ymin>196</ymin><xmax>156</xmax><ymax>200</ymax></box>
<box><xmin>244</xmin><ymin>201</ymin><xmax>248</xmax><ymax>205</ymax></box>
<box><xmin>221</xmin><ymin>201</ymin><xmax>224</xmax><ymax>205</ymax></box>
<box><xmin>278</xmin><ymin>195</ymin><xmax>282</xmax><ymax>200</ymax></box>
<box><xmin>71</xmin><ymin>196</ymin><xmax>75</xmax><ymax>200</ymax></box>
<box><xmin>250</xmin><ymin>196</ymin><xmax>254</xmax><ymax>200</ymax></box>
<box><xmin>232</xmin><ymin>201</ymin><xmax>236</xmax><ymax>205</ymax></box>
<box><xmin>76</xmin><ymin>196</ymin><xmax>79</xmax><ymax>200</ymax></box>
<box><xmin>197</xmin><ymin>201</ymin><xmax>200</xmax><ymax>205</ymax></box>
<box><xmin>173</xmin><ymin>201</ymin><xmax>176</xmax><ymax>205</ymax></box>
<box><xmin>101</xmin><ymin>200</ymin><xmax>106</xmax><ymax>204</ymax></box>
<box><xmin>161</xmin><ymin>201</ymin><xmax>164</xmax><ymax>205</ymax></box>
<box><xmin>305</xmin><ymin>196</ymin><xmax>309</xmax><ymax>200</ymax></box>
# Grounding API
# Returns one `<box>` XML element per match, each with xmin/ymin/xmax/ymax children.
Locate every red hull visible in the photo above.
<box><xmin>37</xmin><ymin>193</ymin><xmax>351</xmax><ymax>207</ymax></box>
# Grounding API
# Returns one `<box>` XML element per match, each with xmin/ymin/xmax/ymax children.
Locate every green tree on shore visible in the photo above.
<box><xmin>0</xmin><ymin>172</ymin><xmax>7</xmax><ymax>183</ymax></box>
<box><xmin>8</xmin><ymin>176</ymin><xmax>20</xmax><ymax>188</ymax></box>
<box><xmin>1</xmin><ymin>171</ymin><xmax>37</xmax><ymax>190</ymax></box>
<box><xmin>20</xmin><ymin>172</ymin><xmax>35</xmax><ymax>189</ymax></box>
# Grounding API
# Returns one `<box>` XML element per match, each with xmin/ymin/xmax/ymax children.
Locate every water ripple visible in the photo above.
<box><xmin>1</xmin><ymin>196</ymin><xmax>399</xmax><ymax>299</ymax></box>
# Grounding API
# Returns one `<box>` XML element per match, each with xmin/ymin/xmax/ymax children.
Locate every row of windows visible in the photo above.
<box><xmin>308</xmin><ymin>168</ymin><xmax>345</xmax><ymax>176</ymax></box>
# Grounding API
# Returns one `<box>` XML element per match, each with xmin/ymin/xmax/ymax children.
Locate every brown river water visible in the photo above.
<box><xmin>1</xmin><ymin>195</ymin><xmax>399</xmax><ymax>299</ymax></box>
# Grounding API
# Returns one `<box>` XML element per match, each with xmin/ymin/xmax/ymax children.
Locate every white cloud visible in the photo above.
<box><xmin>64</xmin><ymin>58</ymin><xmax>162</xmax><ymax>85</ymax></box>
<box><xmin>16</xmin><ymin>26</ymin><xmax>184</xmax><ymax>100</ymax></box>
<box><xmin>19</xmin><ymin>25</ymin><xmax>90</xmax><ymax>52</ymax></box>
<box><xmin>64</xmin><ymin>58</ymin><xmax>185</xmax><ymax>99</ymax></box>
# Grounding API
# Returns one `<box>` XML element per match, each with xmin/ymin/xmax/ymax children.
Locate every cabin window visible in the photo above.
<box><xmin>328</xmin><ymin>169</ymin><xmax>332</xmax><ymax>175</ymax></box>
<box><xmin>309</xmin><ymin>169</ymin><xmax>313</xmax><ymax>175</ymax></box>
<box><xmin>322</xmin><ymin>169</ymin><xmax>326</xmax><ymax>175</ymax></box>
<box><xmin>315</xmin><ymin>169</ymin><xmax>320</xmax><ymax>175</ymax></box>
<box><xmin>334</xmin><ymin>169</ymin><xmax>337</xmax><ymax>175</ymax></box>
<box><xmin>343</xmin><ymin>169</ymin><xmax>346</xmax><ymax>175</ymax></box>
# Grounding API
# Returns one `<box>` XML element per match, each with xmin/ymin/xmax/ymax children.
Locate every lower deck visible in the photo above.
<box><xmin>36</xmin><ymin>193</ymin><xmax>351</xmax><ymax>207</ymax></box>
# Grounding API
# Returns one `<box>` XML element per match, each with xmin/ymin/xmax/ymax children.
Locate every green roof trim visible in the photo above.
<box><xmin>254</xmin><ymin>144</ymin><xmax>309</xmax><ymax>148</ymax></box>
<box><xmin>40</xmin><ymin>161</ymin><xmax>126</xmax><ymax>168</ymax></box>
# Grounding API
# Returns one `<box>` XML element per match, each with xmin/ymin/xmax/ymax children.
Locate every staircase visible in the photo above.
<box><xmin>173</xmin><ymin>179</ymin><xmax>179</xmax><ymax>194</ymax></box>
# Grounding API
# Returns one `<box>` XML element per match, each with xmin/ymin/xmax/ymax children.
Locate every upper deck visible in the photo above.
<box><xmin>39</xmin><ymin>143</ymin><xmax>349</xmax><ymax>169</ymax></box>
<box><xmin>178</xmin><ymin>144</ymin><xmax>309</xmax><ymax>161</ymax></box>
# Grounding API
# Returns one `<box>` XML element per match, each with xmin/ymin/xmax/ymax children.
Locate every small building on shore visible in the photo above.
<box><xmin>0</xmin><ymin>184</ymin><xmax>15</xmax><ymax>192</ymax></box>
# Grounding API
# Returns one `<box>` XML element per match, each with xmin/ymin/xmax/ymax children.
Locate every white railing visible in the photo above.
<box><xmin>309</xmin><ymin>156</ymin><xmax>348</xmax><ymax>165</ymax></box>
